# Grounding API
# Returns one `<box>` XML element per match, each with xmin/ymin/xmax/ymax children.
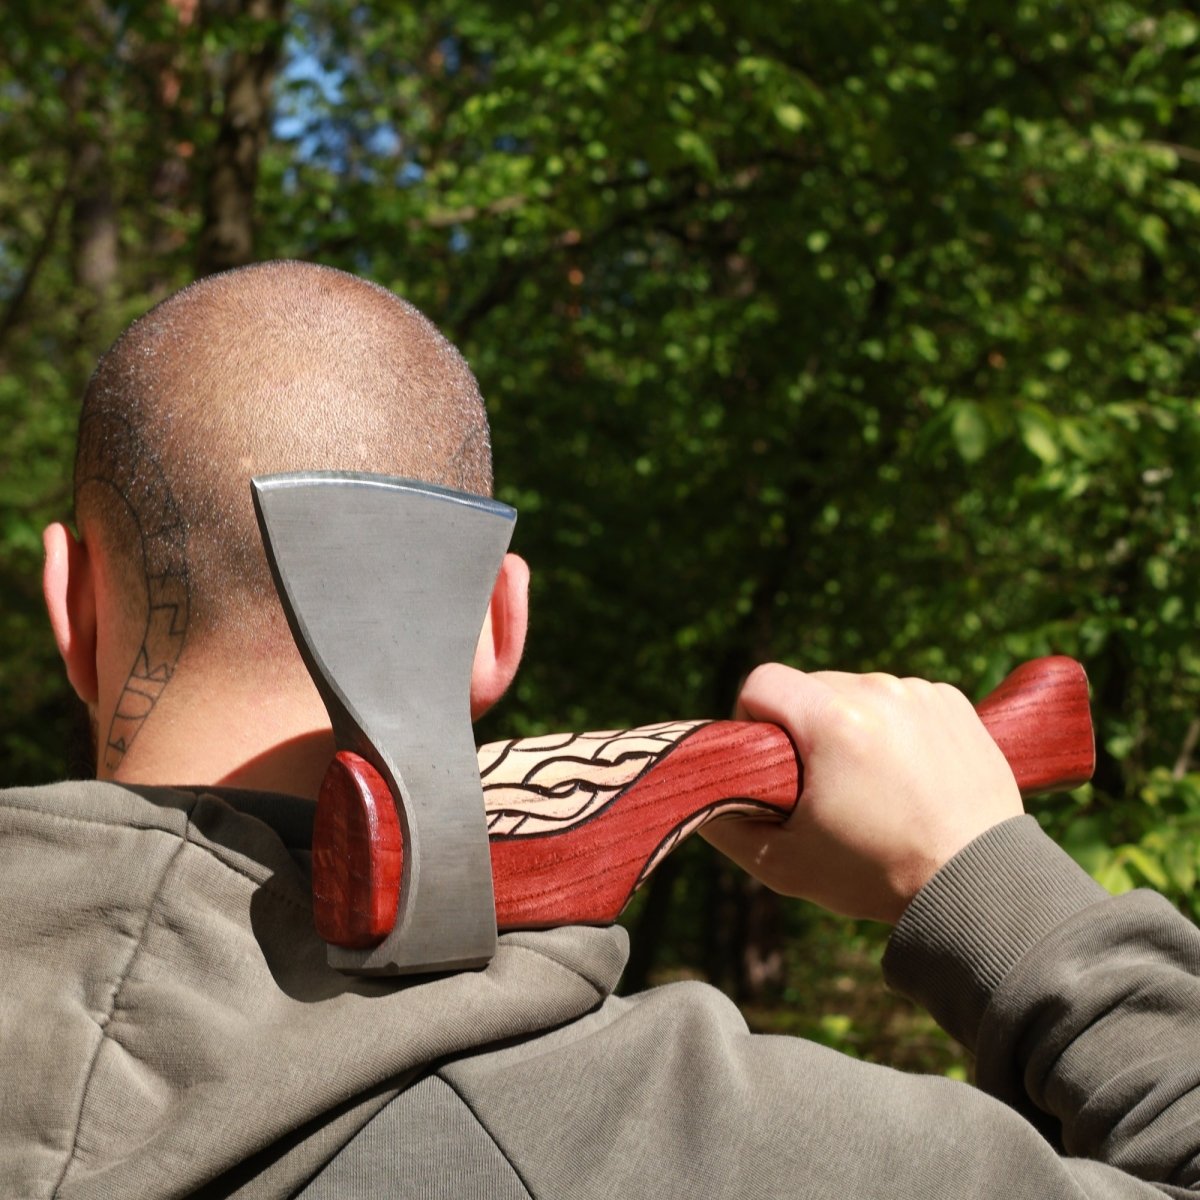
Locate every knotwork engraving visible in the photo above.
<box><xmin>479</xmin><ymin>719</ymin><xmax>706</xmax><ymax>837</ymax></box>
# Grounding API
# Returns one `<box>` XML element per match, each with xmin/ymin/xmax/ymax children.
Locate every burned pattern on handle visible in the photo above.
<box><xmin>480</xmin><ymin>720</ymin><xmax>707</xmax><ymax>836</ymax></box>
<box><xmin>481</xmin><ymin>720</ymin><xmax>802</xmax><ymax>929</ymax></box>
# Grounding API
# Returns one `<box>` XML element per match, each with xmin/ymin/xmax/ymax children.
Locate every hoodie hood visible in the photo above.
<box><xmin>0</xmin><ymin>782</ymin><xmax>628</xmax><ymax>1200</ymax></box>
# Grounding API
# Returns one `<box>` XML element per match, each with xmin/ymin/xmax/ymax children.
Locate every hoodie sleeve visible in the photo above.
<box><xmin>885</xmin><ymin>814</ymin><xmax>1200</xmax><ymax>1194</ymax></box>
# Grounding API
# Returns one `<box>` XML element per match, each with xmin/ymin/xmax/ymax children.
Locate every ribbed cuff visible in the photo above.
<box><xmin>882</xmin><ymin>815</ymin><xmax>1107</xmax><ymax>1051</ymax></box>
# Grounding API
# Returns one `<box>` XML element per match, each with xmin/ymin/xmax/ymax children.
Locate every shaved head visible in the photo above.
<box><xmin>72</xmin><ymin>261</ymin><xmax>492</xmax><ymax>768</ymax></box>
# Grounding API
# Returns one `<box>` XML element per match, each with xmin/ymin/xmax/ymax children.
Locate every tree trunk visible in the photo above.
<box><xmin>71</xmin><ymin>140</ymin><xmax>120</xmax><ymax>298</ymax></box>
<box><xmin>736</xmin><ymin>877</ymin><xmax>785</xmax><ymax>1004</ymax></box>
<box><xmin>142</xmin><ymin>0</ymin><xmax>204</xmax><ymax>287</ymax></box>
<box><xmin>620</xmin><ymin>854</ymin><xmax>681</xmax><ymax>993</ymax></box>
<box><xmin>195</xmin><ymin>0</ymin><xmax>287</xmax><ymax>276</ymax></box>
<box><xmin>66</xmin><ymin>50</ymin><xmax>120</xmax><ymax>357</ymax></box>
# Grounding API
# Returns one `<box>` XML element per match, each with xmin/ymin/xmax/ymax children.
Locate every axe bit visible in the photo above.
<box><xmin>252</xmin><ymin>471</ymin><xmax>516</xmax><ymax>975</ymax></box>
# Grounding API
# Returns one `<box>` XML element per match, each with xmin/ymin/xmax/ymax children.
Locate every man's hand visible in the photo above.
<box><xmin>701</xmin><ymin>665</ymin><xmax>1023</xmax><ymax>923</ymax></box>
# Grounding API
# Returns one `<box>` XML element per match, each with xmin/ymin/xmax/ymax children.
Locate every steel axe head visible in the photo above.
<box><xmin>251</xmin><ymin>471</ymin><xmax>516</xmax><ymax>974</ymax></box>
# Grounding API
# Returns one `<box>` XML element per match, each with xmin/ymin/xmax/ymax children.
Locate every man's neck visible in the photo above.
<box><xmin>104</xmin><ymin>674</ymin><xmax>337</xmax><ymax>801</ymax></box>
<box><xmin>213</xmin><ymin>728</ymin><xmax>338</xmax><ymax>798</ymax></box>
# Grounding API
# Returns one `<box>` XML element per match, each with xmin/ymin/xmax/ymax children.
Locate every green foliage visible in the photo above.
<box><xmin>3</xmin><ymin>0</ymin><xmax>1200</xmax><ymax>1060</ymax></box>
<box><xmin>1058</xmin><ymin>767</ymin><xmax>1200</xmax><ymax>920</ymax></box>
<box><xmin>1</xmin><ymin>1</ymin><xmax>210</xmax><ymax>778</ymax></box>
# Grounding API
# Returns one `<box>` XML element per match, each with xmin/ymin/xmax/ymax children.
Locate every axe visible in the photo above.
<box><xmin>253</xmin><ymin>472</ymin><xmax>1096</xmax><ymax>977</ymax></box>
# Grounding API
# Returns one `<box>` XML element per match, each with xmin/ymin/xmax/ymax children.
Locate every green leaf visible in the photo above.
<box><xmin>1139</xmin><ymin>214</ymin><xmax>1168</xmax><ymax>257</ymax></box>
<box><xmin>1062</xmin><ymin>817</ymin><xmax>1109</xmax><ymax>874</ymax></box>
<box><xmin>674</xmin><ymin>129</ymin><xmax>716</xmax><ymax>173</ymax></box>
<box><xmin>1094</xmin><ymin>860</ymin><xmax>1136</xmax><ymax>895</ymax></box>
<box><xmin>1017</xmin><ymin>408</ymin><xmax>1060</xmax><ymax>465</ymax></box>
<box><xmin>950</xmin><ymin>401</ymin><xmax>988</xmax><ymax>463</ymax></box>
<box><xmin>1146</xmin><ymin>556</ymin><xmax>1170</xmax><ymax>590</ymax></box>
<box><xmin>1166</xmin><ymin>843</ymin><xmax>1197</xmax><ymax>894</ymax></box>
<box><xmin>1119</xmin><ymin>844</ymin><xmax>1170</xmax><ymax>891</ymax></box>
<box><xmin>774</xmin><ymin>102</ymin><xmax>806</xmax><ymax>132</ymax></box>
<box><xmin>911</xmin><ymin>326</ymin><xmax>938</xmax><ymax>363</ymax></box>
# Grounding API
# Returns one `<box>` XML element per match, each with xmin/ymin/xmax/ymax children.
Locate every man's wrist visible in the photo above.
<box><xmin>882</xmin><ymin>814</ymin><xmax>1108</xmax><ymax>1050</ymax></box>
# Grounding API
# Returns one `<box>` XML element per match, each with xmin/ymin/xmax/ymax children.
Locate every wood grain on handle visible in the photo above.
<box><xmin>975</xmin><ymin>656</ymin><xmax>1094</xmax><ymax>794</ymax></box>
<box><xmin>312</xmin><ymin>655</ymin><xmax>1094</xmax><ymax>944</ymax></box>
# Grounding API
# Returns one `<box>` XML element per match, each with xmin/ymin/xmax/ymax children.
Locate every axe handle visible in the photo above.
<box><xmin>313</xmin><ymin>656</ymin><xmax>1094</xmax><ymax>945</ymax></box>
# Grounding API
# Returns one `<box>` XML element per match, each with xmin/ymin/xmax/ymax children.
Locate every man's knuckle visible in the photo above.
<box><xmin>745</xmin><ymin>662</ymin><xmax>790</xmax><ymax>692</ymax></box>
<box><xmin>861</xmin><ymin>671</ymin><xmax>905</xmax><ymax>699</ymax></box>
<box><xmin>824</xmin><ymin>695</ymin><xmax>876</xmax><ymax>742</ymax></box>
<box><xmin>934</xmin><ymin>681</ymin><xmax>972</xmax><ymax>709</ymax></box>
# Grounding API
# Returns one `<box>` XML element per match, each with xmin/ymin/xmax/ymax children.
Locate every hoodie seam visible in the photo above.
<box><xmin>48</xmin><ymin>795</ymin><xmax>199</xmax><ymax>1200</ymax></box>
<box><xmin>183</xmin><ymin>826</ymin><xmax>312</xmax><ymax>913</ymax></box>
<box><xmin>499</xmin><ymin>942</ymin><xmax>612</xmax><ymax>1006</ymax></box>
<box><xmin>437</xmin><ymin>1072</ymin><xmax>536</xmax><ymax>1199</ymax></box>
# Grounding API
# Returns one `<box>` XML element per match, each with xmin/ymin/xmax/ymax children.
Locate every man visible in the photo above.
<box><xmin>4</xmin><ymin>260</ymin><xmax>1199</xmax><ymax>1199</ymax></box>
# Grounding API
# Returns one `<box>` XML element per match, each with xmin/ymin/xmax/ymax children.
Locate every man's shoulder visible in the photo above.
<box><xmin>1</xmin><ymin>777</ymin><xmax>318</xmax><ymax>841</ymax></box>
<box><xmin>0</xmin><ymin>778</ymin><xmax>197</xmax><ymax>835</ymax></box>
<box><xmin>442</xmin><ymin>974</ymin><xmax>755</xmax><ymax>1091</ymax></box>
<box><xmin>0</xmin><ymin>780</ymin><xmax>316</xmax><ymax>895</ymax></box>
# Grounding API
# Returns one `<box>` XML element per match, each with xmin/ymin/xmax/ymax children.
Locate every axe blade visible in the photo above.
<box><xmin>252</xmin><ymin>471</ymin><xmax>516</xmax><ymax>974</ymax></box>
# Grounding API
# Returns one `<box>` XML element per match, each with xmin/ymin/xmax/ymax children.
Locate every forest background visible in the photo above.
<box><xmin>3</xmin><ymin>0</ymin><xmax>1199</xmax><ymax>1073</ymax></box>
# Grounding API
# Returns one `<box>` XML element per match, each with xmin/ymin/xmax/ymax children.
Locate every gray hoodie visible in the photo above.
<box><xmin>3</xmin><ymin>783</ymin><xmax>1198</xmax><ymax>1198</ymax></box>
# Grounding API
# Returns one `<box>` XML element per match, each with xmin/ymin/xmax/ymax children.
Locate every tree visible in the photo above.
<box><xmin>3</xmin><ymin>0</ymin><xmax>1199</xmax><ymax>1017</ymax></box>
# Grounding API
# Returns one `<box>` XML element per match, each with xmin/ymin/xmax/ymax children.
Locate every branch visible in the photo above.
<box><xmin>983</xmin><ymin>23</ymin><xmax>1079</xmax><ymax>124</ymax></box>
<box><xmin>0</xmin><ymin>173</ymin><xmax>72</xmax><ymax>356</ymax></box>
<box><xmin>448</xmin><ymin>151</ymin><xmax>816</xmax><ymax>338</ymax></box>
<box><xmin>417</xmin><ymin>194</ymin><xmax>527</xmax><ymax>229</ymax></box>
<box><xmin>1173</xmin><ymin>717</ymin><xmax>1200</xmax><ymax>780</ymax></box>
<box><xmin>1146</xmin><ymin>140</ymin><xmax>1200</xmax><ymax>167</ymax></box>
<box><xmin>449</xmin><ymin>184</ymin><xmax>707</xmax><ymax>337</ymax></box>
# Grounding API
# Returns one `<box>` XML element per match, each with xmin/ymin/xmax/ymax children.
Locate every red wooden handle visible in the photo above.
<box><xmin>312</xmin><ymin>655</ymin><xmax>1093</xmax><ymax>944</ymax></box>
<box><xmin>975</xmin><ymin>656</ymin><xmax>1094</xmax><ymax>794</ymax></box>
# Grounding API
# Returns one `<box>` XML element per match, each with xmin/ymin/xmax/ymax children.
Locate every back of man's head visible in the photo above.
<box><xmin>74</xmin><ymin>260</ymin><xmax>492</xmax><ymax>668</ymax></box>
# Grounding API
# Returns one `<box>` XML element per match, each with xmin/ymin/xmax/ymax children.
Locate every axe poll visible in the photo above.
<box><xmin>253</xmin><ymin>472</ymin><xmax>1096</xmax><ymax>977</ymax></box>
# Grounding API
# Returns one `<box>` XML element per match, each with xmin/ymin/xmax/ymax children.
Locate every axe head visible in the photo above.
<box><xmin>251</xmin><ymin>471</ymin><xmax>516</xmax><ymax>974</ymax></box>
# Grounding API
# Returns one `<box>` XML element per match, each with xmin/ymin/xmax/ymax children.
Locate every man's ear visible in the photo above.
<box><xmin>470</xmin><ymin>553</ymin><xmax>529</xmax><ymax>721</ymax></box>
<box><xmin>42</xmin><ymin>522</ymin><xmax>100</xmax><ymax>706</ymax></box>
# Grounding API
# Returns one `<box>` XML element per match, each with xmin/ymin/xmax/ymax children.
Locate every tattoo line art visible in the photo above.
<box><xmin>75</xmin><ymin>412</ymin><xmax>191</xmax><ymax>773</ymax></box>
